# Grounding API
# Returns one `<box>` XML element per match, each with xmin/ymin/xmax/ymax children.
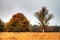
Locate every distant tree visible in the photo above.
<box><xmin>30</xmin><ymin>24</ymin><xmax>36</xmax><ymax>32</ymax></box>
<box><xmin>30</xmin><ymin>24</ymin><xmax>41</xmax><ymax>32</ymax></box>
<box><xmin>0</xmin><ymin>19</ymin><xmax>5</xmax><ymax>32</ymax></box>
<box><xmin>5</xmin><ymin>13</ymin><xmax>30</xmax><ymax>32</ymax></box>
<box><xmin>58</xmin><ymin>27</ymin><xmax>60</xmax><ymax>32</ymax></box>
<box><xmin>44</xmin><ymin>26</ymin><xmax>53</xmax><ymax>32</ymax></box>
<box><xmin>33</xmin><ymin>25</ymin><xmax>40</xmax><ymax>32</ymax></box>
<box><xmin>53</xmin><ymin>26</ymin><xmax>59</xmax><ymax>32</ymax></box>
<box><xmin>35</xmin><ymin>6</ymin><xmax>54</xmax><ymax>32</ymax></box>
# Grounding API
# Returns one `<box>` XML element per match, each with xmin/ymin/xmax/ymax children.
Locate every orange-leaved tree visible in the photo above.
<box><xmin>5</xmin><ymin>13</ymin><xmax>30</xmax><ymax>32</ymax></box>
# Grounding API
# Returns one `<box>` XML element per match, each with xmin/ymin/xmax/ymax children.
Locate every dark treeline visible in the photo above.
<box><xmin>0</xmin><ymin>6</ymin><xmax>60</xmax><ymax>32</ymax></box>
<box><xmin>30</xmin><ymin>24</ymin><xmax>60</xmax><ymax>32</ymax></box>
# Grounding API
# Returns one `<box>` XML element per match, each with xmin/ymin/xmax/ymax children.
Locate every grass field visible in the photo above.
<box><xmin>0</xmin><ymin>32</ymin><xmax>60</xmax><ymax>40</ymax></box>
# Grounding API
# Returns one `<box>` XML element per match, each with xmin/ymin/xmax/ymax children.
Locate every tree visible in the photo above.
<box><xmin>53</xmin><ymin>26</ymin><xmax>59</xmax><ymax>32</ymax></box>
<box><xmin>30</xmin><ymin>24</ymin><xmax>35</xmax><ymax>32</ymax></box>
<box><xmin>0</xmin><ymin>19</ymin><xmax>5</xmax><ymax>32</ymax></box>
<box><xmin>35</xmin><ymin>6</ymin><xmax>54</xmax><ymax>32</ymax></box>
<box><xmin>5</xmin><ymin>13</ymin><xmax>30</xmax><ymax>32</ymax></box>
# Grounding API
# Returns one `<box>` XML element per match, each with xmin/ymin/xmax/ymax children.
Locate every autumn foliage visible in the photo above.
<box><xmin>0</xmin><ymin>7</ymin><xmax>60</xmax><ymax>32</ymax></box>
<box><xmin>5</xmin><ymin>13</ymin><xmax>30</xmax><ymax>32</ymax></box>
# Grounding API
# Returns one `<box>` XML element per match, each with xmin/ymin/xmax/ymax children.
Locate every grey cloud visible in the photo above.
<box><xmin>0</xmin><ymin>0</ymin><xmax>60</xmax><ymax>25</ymax></box>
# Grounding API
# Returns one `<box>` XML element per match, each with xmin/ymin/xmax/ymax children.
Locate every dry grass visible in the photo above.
<box><xmin>0</xmin><ymin>32</ymin><xmax>60</xmax><ymax>40</ymax></box>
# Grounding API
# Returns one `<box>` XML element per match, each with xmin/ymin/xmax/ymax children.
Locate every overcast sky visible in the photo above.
<box><xmin>0</xmin><ymin>0</ymin><xmax>60</xmax><ymax>26</ymax></box>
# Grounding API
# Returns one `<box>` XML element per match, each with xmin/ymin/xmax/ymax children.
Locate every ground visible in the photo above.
<box><xmin>0</xmin><ymin>32</ymin><xmax>60</xmax><ymax>40</ymax></box>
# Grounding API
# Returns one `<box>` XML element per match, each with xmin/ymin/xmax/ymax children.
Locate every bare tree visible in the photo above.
<box><xmin>35</xmin><ymin>6</ymin><xmax>54</xmax><ymax>32</ymax></box>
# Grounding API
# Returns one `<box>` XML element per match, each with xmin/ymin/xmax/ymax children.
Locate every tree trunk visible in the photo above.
<box><xmin>43</xmin><ymin>29</ymin><xmax>44</xmax><ymax>32</ymax></box>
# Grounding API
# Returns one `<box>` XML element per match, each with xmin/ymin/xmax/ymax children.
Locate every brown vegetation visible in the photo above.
<box><xmin>0</xmin><ymin>32</ymin><xmax>60</xmax><ymax>40</ymax></box>
<box><xmin>5</xmin><ymin>13</ymin><xmax>30</xmax><ymax>32</ymax></box>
